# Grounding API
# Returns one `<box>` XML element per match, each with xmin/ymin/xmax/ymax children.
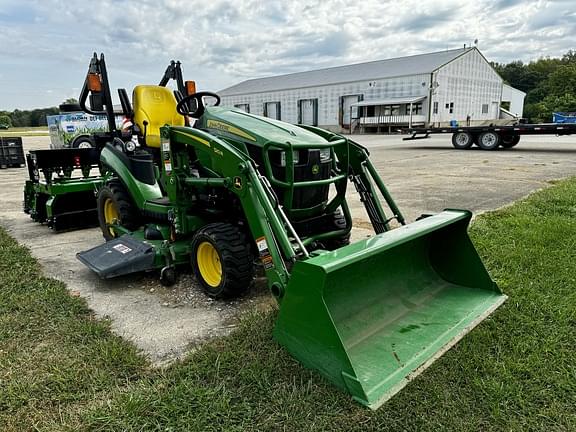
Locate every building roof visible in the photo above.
<box><xmin>220</xmin><ymin>48</ymin><xmax>472</xmax><ymax>96</ymax></box>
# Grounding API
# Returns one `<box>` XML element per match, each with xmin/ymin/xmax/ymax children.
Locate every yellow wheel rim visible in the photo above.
<box><xmin>196</xmin><ymin>241</ymin><xmax>222</xmax><ymax>287</ymax></box>
<box><xmin>103</xmin><ymin>198</ymin><xmax>119</xmax><ymax>236</ymax></box>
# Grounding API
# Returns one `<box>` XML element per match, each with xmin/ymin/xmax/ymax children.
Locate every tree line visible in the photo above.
<box><xmin>492</xmin><ymin>50</ymin><xmax>576</xmax><ymax>122</ymax></box>
<box><xmin>0</xmin><ymin>107</ymin><xmax>60</xmax><ymax>128</ymax></box>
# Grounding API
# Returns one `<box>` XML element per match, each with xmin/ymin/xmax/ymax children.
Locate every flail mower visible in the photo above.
<box><xmin>70</xmin><ymin>53</ymin><xmax>506</xmax><ymax>408</ymax></box>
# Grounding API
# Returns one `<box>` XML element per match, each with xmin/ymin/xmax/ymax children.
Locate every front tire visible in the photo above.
<box><xmin>97</xmin><ymin>180</ymin><xmax>140</xmax><ymax>240</ymax></box>
<box><xmin>191</xmin><ymin>223</ymin><xmax>254</xmax><ymax>299</ymax></box>
<box><xmin>322</xmin><ymin>210</ymin><xmax>351</xmax><ymax>250</ymax></box>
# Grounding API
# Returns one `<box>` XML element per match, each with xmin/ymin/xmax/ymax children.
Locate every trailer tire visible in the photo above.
<box><xmin>97</xmin><ymin>180</ymin><xmax>140</xmax><ymax>240</ymax></box>
<box><xmin>451</xmin><ymin>132</ymin><xmax>474</xmax><ymax>149</ymax></box>
<box><xmin>477</xmin><ymin>131</ymin><xmax>500</xmax><ymax>150</ymax></box>
<box><xmin>191</xmin><ymin>223</ymin><xmax>254</xmax><ymax>299</ymax></box>
<box><xmin>72</xmin><ymin>136</ymin><xmax>95</xmax><ymax>149</ymax></box>
<box><xmin>501</xmin><ymin>135</ymin><xmax>520</xmax><ymax>148</ymax></box>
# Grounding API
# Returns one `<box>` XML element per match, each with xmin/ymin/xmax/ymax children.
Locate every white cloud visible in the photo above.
<box><xmin>0</xmin><ymin>0</ymin><xmax>574</xmax><ymax>109</ymax></box>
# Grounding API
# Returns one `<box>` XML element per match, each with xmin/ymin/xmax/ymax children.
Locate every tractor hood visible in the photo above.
<box><xmin>200</xmin><ymin>106</ymin><xmax>330</xmax><ymax>147</ymax></box>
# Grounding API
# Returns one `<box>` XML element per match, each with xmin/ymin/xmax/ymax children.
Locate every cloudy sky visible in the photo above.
<box><xmin>0</xmin><ymin>0</ymin><xmax>574</xmax><ymax>110</ymax></box>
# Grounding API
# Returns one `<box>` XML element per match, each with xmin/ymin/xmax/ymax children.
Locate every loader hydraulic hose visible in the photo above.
<box><xmin>352</xmin><ymin>173</ymin><xmax>389</xmax><ymax>234</ymax></box>
<box><xmin>363</xmin><ymin>158</ymin><xmax>406</xmax><ymax>226</ymax></box>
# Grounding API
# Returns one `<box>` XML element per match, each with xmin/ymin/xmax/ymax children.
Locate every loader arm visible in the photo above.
<box><xmin>296</xmin><ymin>124</ymin><xmax>406</xmax><ymax>231</ymax></box>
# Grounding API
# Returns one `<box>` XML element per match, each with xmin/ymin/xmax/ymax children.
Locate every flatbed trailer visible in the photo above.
<box><xmin>404</xmin><ymin>123</ymin><xmax>576</xmax><ymax>150</ymax></box>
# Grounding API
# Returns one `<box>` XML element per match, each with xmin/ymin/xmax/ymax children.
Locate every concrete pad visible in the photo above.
<box><xmin>1</xmin><ymin>133</ymin><xmax>575</xmax><ymax>363</ymax></box>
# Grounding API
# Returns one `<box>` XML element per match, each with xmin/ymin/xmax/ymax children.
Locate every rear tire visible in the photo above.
<box><xmin>191</xmin><ymin>223</ymin><xmax>254</xmax><ymax>299</ymax></box>
<box><xmin>72</xmin><ymin>136</ymin><xmax>94</xmax><ymax>149</ymax></box>
<box><xmin>501</xmin><ymin>135</ymin><xmax>520</xmax><ymax>148</ymax></box>
<box><xmin>97</xmin><ymin>180</ymin><xmax>140</xmax><ymax>240</ymax></box>
<box><xmin>451</xmin><ymin>132</ymin><xmax>474</xmax><ymax>149</ymax></box>
<box><xmin>477</xmin><ymin>131</ymin><xmax>500</xmax><ymax>150</ymax></box>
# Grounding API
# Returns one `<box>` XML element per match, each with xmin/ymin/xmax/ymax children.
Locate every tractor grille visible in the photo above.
<box><xmin>271</xmin><ymin>149</ymin><xmax>330</xmax><ymax>211</ymax></box>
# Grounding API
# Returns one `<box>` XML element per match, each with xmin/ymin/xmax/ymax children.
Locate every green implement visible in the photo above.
<box><xmin>24</xmin><ymin>148</ymin><xmax>103</xmax><ymax>231</ymax></box>
<box><xmin>275</xmin><ymin>210</ymin><xmax>506</xmax><ymax>409</ymax></box>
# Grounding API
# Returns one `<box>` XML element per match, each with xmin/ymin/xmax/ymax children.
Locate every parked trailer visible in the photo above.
<box><xmin>404</xmin><ymin>123</ymin><xmax>576</xmax><ymax>150</ymax></box>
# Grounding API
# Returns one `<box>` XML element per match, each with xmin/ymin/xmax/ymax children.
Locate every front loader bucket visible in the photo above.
<box><xmin>274</xmin><ymin>210</ymin><xmax>506</xmax><ymax>409</ymax></box>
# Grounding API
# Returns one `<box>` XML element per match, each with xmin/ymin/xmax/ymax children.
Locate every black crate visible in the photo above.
<box><xmin>0</xmin><ymin>136</ymin><xmax>25</xmax><ymax>168</ymax></box>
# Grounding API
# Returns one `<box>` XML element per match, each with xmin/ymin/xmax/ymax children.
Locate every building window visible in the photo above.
<box><xmin>433</xmin><ymin>101</ymin><xmax>438</xmax><ymax>114</ymax></box>
<box><xmin>366</xmin><ymin>106</ymin><xmax>375</xmax><ymax>117</ymax></box>
<box><xmin>264</xmin><ymin>102</ymin><xmax>281</xmax><ymax>120</ymax></box>
<box><xmin>234</xmin><ymin>103</ymin><xmax>250</xmax><ymax>113</ymax></box>
<box><xmin>391</xmin><ymin>105</ymin><xmax>400</xmax><ymax>115</ymax></box>
<box><xmin>298</xmin><ymin>99</ymin><xmax>318</xmax><ymax>126</ymax></box>
<box><xmin>406</xmin><ymin>103</ymin><xmax>423</xmax><ymax>115</ymax></box>
<box><xmin>482</xmin><ymin>104</ymin><xmax>489</xmax><ymax>114</ymax></box>
<box><xmin>449</xmin><ymin>102</ymin><xmax>454</xmax><ymax>114</ymax></box>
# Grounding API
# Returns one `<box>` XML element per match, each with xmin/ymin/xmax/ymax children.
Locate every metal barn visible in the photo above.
<box><xmin>219</xmin><ymin>47</ymin><xmax>525</xmax><ymax>133</ymax></box>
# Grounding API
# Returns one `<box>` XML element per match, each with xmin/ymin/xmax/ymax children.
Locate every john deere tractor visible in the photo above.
<box><xmin>77</xmin><ymin>53</ymin><xmax>506</xmax><ymax>409</ymax></box>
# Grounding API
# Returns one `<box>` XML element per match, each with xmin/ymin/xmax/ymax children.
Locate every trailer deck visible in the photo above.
<box><xmin>404</xmin><ymin>123</ymin><xmax>576</xmax><ymax>150</ymax></box>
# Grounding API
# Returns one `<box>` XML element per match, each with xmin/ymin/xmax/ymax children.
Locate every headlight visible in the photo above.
<box><xmin>319</xmin><ymin>148</ymin><xmax>331</xmax><ymax>162</ymax></box>
<box><xmin>280</xmin><ymin>150</ymin><xmax>299</xmax><ymax>167</ymax></box>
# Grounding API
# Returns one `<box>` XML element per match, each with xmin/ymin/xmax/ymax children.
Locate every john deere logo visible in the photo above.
<box><xmin>233</xmin><ymin>176</ymin><xmax>243</xmax><ymax>190</ymax></box>
<box><xmin>311</xmin><ymin>164</ymin><xmax>320</xmax><ymax>175</ymax></box>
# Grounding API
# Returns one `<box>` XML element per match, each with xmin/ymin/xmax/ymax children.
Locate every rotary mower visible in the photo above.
<box><xmin>68</xmin><ymin>53</ymin><xmax>507</xmax><ymax>408</ymax></box>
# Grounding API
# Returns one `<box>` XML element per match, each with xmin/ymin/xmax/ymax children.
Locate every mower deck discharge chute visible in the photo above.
<box><xmin>275</xmin><ymin>210</ymin><xmax>505</xmax><ymax>408</ymax></box>
<box><xmin>74</xmin><ymin>53</ymin><xmax>506</xmax><ymax>408</ymax></box>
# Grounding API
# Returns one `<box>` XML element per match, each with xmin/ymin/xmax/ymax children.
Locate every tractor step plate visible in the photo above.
<box><xmin>77</xmin><ymin>235</ymin><xmax>156</xmax><ymax>279</ymax></box>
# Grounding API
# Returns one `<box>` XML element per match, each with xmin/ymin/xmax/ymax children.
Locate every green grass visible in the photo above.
<box><xmin>0</xmin><ymin>126</ymin><xmax>49</xmax><ymax>136</ymax></box>
<box><xmin>1</xmin><ymin>179</ymin><xmax>576</xmax><ymax>431</ymax></box>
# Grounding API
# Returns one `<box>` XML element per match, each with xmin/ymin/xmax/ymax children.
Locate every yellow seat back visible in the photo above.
<box><xmin>132</xmin><ymin>85</ymin><xmax>184</xmax><ymax>148</ymax></box>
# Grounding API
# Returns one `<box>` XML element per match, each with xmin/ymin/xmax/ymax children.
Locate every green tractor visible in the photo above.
<box><xmin>77</xmin><ymin>54</ymin><xmax>506</xmax><ymax>409</ymax></box>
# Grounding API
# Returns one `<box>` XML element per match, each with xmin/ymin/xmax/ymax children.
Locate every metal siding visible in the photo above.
<box><xmin>221</xmin><ymin>74</ymin><xmax>430</xmax><ymax>128</ymax></box>
<box><xmin>430</xmin><ymin>49</ymin><xmax>502</xmax><ymax>124</ymax></box>
<box><xmin>501</xmin><ymin>84</ymin><xmax>526</xmax><ymax>117</ymax></box>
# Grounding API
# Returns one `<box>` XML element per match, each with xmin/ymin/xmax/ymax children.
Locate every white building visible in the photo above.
<box><xmin>220</xmin><ymin>47</ymin><xmax>525</xmax><ymax>133</ymax></box>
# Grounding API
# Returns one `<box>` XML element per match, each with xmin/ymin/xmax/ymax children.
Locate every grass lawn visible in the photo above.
<box><xmin>1</xmin><ymin>178</ymin><xmax>575</xmax><ymax>431</ymax></box>
<box><xmin>0</xmin><ymin>126</ymin><xmax>49</xmax><ymax>137</ymax></box>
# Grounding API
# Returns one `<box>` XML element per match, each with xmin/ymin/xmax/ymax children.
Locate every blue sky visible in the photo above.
<box><xmin>0</xmin><ymin>0</ymin><xmax>575</xmax><ymax>110</ymax></box>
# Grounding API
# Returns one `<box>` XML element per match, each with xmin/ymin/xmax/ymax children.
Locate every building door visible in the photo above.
<box><xmin>264</xmin><ymin>102</ymin><xmax>281</xmax><ymax>120</ymax></box>
<box><xmin>298</xmin><ymin>99</ymin><xmax>318</xmax><ymax>125</ymax></box>
<box><xmin>340</xmin><ymin>95</ymin><xmax>362</xmax><ymax>128</ymax></box>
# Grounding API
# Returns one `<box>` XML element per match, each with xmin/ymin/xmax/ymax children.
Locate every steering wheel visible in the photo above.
<box><xmin>176</xmin><ymin>91</ymin><xmax>221</xmax><ymax>118</ymax></box>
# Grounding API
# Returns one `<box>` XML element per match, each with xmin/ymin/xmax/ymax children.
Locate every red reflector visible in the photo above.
<box><xmin>74</xmin><ymin>155</ymin><xmax>81</xmax><ymax>166</ymax></box>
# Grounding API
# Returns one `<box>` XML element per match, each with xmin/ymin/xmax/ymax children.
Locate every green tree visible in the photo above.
<box><xmin>0</xmin><ymin>115</ymin><xmax>11</xmax><ymax>128</ymax></box>
<box><xmin>544</xmin><ymin>64</ymin><xmax>576</xmax><ymax>98</ymax></box>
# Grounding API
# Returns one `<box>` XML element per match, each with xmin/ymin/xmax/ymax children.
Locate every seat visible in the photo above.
<box><xmin>132</xmin><ymin>85</ymin><xmax>185</xmax><ymax>148</ymax></box>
